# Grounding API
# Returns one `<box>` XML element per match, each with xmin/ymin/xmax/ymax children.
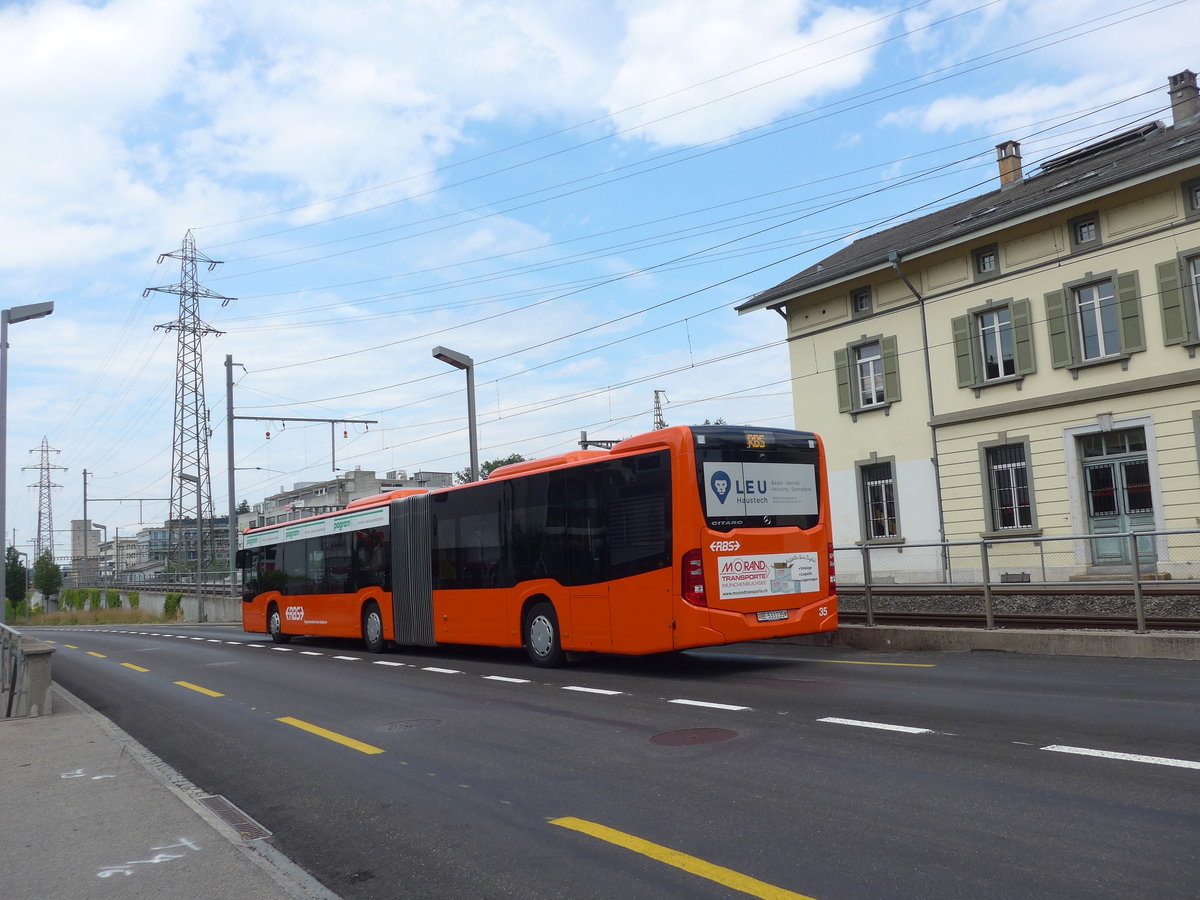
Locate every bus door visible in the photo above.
<box><xmin>562</xmin><ymin>471</ymin><xmax>611</xmax><ymax>651</ymax></box>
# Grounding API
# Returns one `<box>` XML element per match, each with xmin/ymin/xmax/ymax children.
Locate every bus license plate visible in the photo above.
<box><xmin>757</xmin><ymin>609</ymin><xmax>788</xmax><ymax>623</ymax></box>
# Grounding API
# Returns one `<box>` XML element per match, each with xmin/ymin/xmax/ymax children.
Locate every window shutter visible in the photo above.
<box><xmin>1044</xmin><ymin>289</ymin><xmax>1072</xmax><ymax>368</ymax></box>
<box><xmin>1116</xmin><ymin>270</ymin><xmax>1145</xmax><ymax>353</ymax></box>
<box><xmin>1156</xmin><ymin>260</ymin><xmax>1189</xmax><ymax>345</ymax></box>
<box><xmin>951</xmin><ymin>315</ymin><xmax>975</xmax><ymax>387</ymax></box>
<box><xmin>881</xmin><ymin>335</ymin><xmax>901</xmax><ymax>403</ymax></box>
<box><xmin>1011</xmin><ymin>299</ymin><xmax>1036</xmax><ymax>376</ymax></box>
<box><xmin>834</xmin><ymin>348</ymin><xmax>852</xmax><ymax>413</ymax></box>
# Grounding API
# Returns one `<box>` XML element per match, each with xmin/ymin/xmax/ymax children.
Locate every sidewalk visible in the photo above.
<box><xmin>1</xmin><ymin>686</ymin><xmax>338</xmax><ymax>900</ymax></box>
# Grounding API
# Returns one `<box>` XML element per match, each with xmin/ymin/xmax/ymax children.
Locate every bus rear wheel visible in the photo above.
<box><xmin>524</xmin><ymin>601</ymin><xmax>565</xmax><ymax>668</ymax></box>
<box><xmin>267</xmin><ymin>606</ymin><xmax>291</xmax><ymax>644</ymax></box>
<box><xmin>362</xmin><ymin>602</ymin><xmax>385</xmax><ymax>654</ymax></box>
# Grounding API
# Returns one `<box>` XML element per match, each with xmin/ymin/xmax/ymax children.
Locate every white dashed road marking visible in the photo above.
<box><xmin>1042</xmin><ymin>745</ymin><xmax>1200</xmax><ymax>770</ymax></box>
<box><xmin>668</xmin><ymin>699</ymin><xmax>751</xmax><ymax>711</ymax></box>
<box><xmin>818</xmin><ymin>717</ymin><xmax>933</xmax><ymax>734</ymax></box>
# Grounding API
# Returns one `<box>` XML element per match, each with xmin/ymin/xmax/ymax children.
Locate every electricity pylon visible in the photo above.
<box><xmin>144</xmin><ymin>231</ymin><xmax>235</xmax><ymax>580</ymax></box>
<box><xmin>653</xmin><ymin>390</ymin><xmax>669</xmax><ymax>430</ymax></box>
<box><xmin>24</xmin><ymin>436</ymin><xmax>65</xmax><ymax>561</ymax></box>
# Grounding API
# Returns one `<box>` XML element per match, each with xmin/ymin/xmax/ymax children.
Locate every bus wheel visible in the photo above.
<box><xmin>267</xmin><ymin>606</ymin><xmax>291</xmax><ymax>644</ymax></box>
<box><xmin>362</xmin><ymin>602</ymin><xmax>385</xmax><ymax>654</ymax></box>
<box><xmin>524</xmin><ymin>602</ymin><xmax>565</xmax><ymax>668</ymax></box>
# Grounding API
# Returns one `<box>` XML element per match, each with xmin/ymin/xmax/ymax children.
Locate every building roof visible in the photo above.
<box><xmin>737</xmin><ymin>117</ymin><xmax>1200</xmax><ymax>313</ymax></box>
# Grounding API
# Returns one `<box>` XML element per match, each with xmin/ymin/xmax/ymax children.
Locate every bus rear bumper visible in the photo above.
<box><xmin>676</xmin><ymin>595</ymin><xmax>838</xmax><ymax>649</ymax></box>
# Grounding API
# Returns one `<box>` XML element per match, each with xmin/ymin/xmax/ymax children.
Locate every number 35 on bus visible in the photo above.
<box><xmin>236</xmin><ymin>425</ymin><xmax>837</xmax><ymax>666</ymax></box>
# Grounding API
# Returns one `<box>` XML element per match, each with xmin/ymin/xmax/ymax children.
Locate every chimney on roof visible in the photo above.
<box><xmin>996</xmin><ymin>140</ymin><xmax>1022</xmax><ymax>189</ymax></box>
<box><xmin>1169</xmin><ymin>69</ymin><xmax>1199</xmax><ymax>126</ymax></box>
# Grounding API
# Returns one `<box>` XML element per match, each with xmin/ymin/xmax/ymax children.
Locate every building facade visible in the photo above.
<box><xmin>739</xmin><ymin>71</ymin><xmax>1200</xmax><ymax>582</ymax></box>
<box><xmin>252</xmin><ymin>468</ymin><xmax>453</xmax><ymax>528</ymax></box>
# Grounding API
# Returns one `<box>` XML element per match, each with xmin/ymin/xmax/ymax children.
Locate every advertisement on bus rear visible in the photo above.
<box><xmin>702</xmin><ymin>462</ymin><xmax>817</xmax><ymax>519</ymax></box>
<box><xmin>715</xmin><ymin>552</ymin><xmax>819</xmax><ymax>600</ymax></box>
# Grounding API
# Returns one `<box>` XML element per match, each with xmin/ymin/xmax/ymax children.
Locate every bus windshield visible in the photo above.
<box><xmin>693</xmin><ymin>426</ymin><xmax>821</xmax><ymax>531</ymax></box>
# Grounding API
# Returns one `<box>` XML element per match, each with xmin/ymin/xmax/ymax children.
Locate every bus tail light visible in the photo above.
<box><xmin>682</xmin><ymin>549</ymin><xmax>707</xmax><ymax>607</ymax></box>
<box><xmin>827</xmin><ymin>542</ymin><xmax>837</xmax><ymax>592</ymax></box>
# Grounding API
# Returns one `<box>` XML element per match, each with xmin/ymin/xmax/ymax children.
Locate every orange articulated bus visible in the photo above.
<box><xmin>237</xmin><ymin>425</ymin><xmax>837</xmax><ymax>666</ymax></box>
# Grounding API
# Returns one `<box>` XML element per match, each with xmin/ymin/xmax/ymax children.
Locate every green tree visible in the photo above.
<box><xmin>6</xmin><ymin>545</ymin><xmax>27</xmax><ymax>606</ymax></box>
<box><xmin>32</xmin><ymin>550</ymin><xmax>62</xmax><ymax>602</ymax></box>
<box><xmin>236</xmin><ymin>499</ymin><xmax>251</xmax><ymax>515</ymax></box>
<box><xmin>455</xmin><ymin>453</ymin><xmax>528</xmax><ymax>485</ymax></box>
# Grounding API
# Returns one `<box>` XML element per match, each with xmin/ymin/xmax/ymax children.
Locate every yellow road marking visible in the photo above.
<box><xmin>121</xmin><ymin>663</ymin><xmax>150</xmax><ymax>673</ymax></box>
<box><xmin>174</xmin><ymin>681</ymin><xmax>224</xmax><ymax>698</ymax></box>
<box><xmin>86</xmin><ymin>651</ymin><xmax>106</xmax><ymax>658</ymax></box>
<box><xmin>550</xmin><ymin>817</ymin><xmax>816</xmax><ymax>900</ymax></box>
<box><xmin>64</xmin><ymin>644</ymin><xmax>79</xmax><ymax>649</ymax></box>
<box><xmin>276</xmin><ymin>717</ymin><xmax>385</xmax><ymax>755</ymax></box>
<box><xmin>795</xmin><ymin>658</ymin><xmax>935</xmax><ymax>668</ymax></box>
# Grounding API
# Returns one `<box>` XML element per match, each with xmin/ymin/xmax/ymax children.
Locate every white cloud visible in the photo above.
<box><xmin>602</xmin><ymin>0</ymin><xmax>889</xmax><ymax>147</ymax></box>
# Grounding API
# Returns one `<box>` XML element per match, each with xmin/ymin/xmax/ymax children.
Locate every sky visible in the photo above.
<box><xmin>0</xmin><ymin>0</ymin><xmax>1195</xmax><ymax>560</ymax></box>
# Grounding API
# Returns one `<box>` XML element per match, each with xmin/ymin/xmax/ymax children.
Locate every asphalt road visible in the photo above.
<box><xmin>30</xmin><ymin>624</ymin><xmax>1200</xmax><ymax>899</ymax></box>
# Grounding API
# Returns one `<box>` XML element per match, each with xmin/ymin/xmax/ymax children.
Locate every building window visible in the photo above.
<box><xmin>860</xmin><ymin>462</ymin><xmax>898</xmax><ymax>540</ymax></box>
<box><xmin>855</xmin><ymin>342</ymin><xmax>884</xmax><ymax>407</ymax></box>
<box><xmin>1044</xmin><ymin>270</ymin><xmax>1144</xmax><ymax>371</ymax></box>
<box><xmin>978</xmin><ymin>307</ymin><xmax>1015</xmax><ymax>380</ymax></box>
<box><xmin>986</xmin><ymin>444</ymin><xmax>1033</xmax><ymax>530</ymax></box>
<box><xmin>1157</xmin><ymin>254</ymin><xmax>1200</xmax><ymax>348</ymax></box>
<box><xmin>1075</xmin><ymin>279</ymin><xmax>1119</xmax><ymax>360</ymax></box>
<box><xmin>1068</xmin><ymin>212</ymin><xmax>1101</xmax><ymax>252</ymax></box>
<box><xmin>1183</xmin><ymin>178</ymin><xmax>1200</xmax><ymax>217</ymax></box>
<box><xmin>835</xmin><ymin>336</ymin><xmax>901</xmax><ymax>417</ymax></box>
<box><xmin>951</xmin><ymin>299</ymin><xmax>1035</xmax><ymax>391</ymax></box>
<box><xmin>973</xmin><ymin>244</ymin><xmax>999</xmax><ymax>280</ymax></box>
<box><xmin>851</xmin><ymin>287</ymin><xmax>872</xmax><ymax>319</ymax></box>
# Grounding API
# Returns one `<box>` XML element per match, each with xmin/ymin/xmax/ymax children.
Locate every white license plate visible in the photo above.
<box><xmin>756</xmin><ymin>609</ymin><xmax>788</xmax><ymax>623</ymax></box>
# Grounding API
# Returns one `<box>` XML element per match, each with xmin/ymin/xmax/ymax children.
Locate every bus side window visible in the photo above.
<box><xmin>241</xmin><ymin>547</ymin><xmax>259</xmax><ymax>602</ymax></box>
<box><xmin>281</xmin><ymin>540</ymin><xmax>308</xmax><ymax>595</ymax></box>
<box><xmin>323</xmin><ymin>533</ymin><xmax>352</xmax><ymax>594</ymax></box>
<box><xmin>354</xmin><ymin>527</ymin><xmax>390</xmax><ymax>591</ymax></box>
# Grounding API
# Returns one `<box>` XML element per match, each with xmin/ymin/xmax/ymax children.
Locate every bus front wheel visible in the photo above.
<box><xmin>362</xmin><ymin>602</ymin><xmax>385</xmax><ymax>654</ymax></box>
<box><xmin>267</xmin><ymin>606</ymin><xmax>291</xmax><ymax>644</ymax></box>
<box><xmin>524</xmin><ymin>602</ymin><xmax>565</xmax><ymax>668</ymax></box>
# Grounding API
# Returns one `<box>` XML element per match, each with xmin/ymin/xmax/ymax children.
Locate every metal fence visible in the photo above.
<box><xmin>834</xmin><ymin>529</ymin><xmax>1200</xmax><ymax>633</ymax></box>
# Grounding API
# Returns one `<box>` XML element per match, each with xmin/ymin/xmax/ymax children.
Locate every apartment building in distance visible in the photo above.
<box><xmin>738</xmin><ymin>70</ymin><xmax>1200</xmax><ymax>581</ymax></box>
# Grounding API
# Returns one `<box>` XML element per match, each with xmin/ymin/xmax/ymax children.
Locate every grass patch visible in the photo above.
<box><xmin>12</xmin><ymin>608</ymin><xmax>176</xmax><ymax>627</ymax></box>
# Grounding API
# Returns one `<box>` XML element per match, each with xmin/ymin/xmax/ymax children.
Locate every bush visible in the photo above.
<box><xmin>106</xmin><ymin>589</ymin><xmax>121</xmax><ymax>609</ymax></box>
<box><xmin>128</xmin><ymin>591</ymin><xmax>139</xmax><ymax>610</ymax></box>
<box><xmin>163</xmin><ymin>593</ymin><xmax>183</xmax><ymax>620</ymax></box>
<box><xmin>87</xmin><ymin>588</ymin><xmax>102</xmax><ymax>612</ymax></box>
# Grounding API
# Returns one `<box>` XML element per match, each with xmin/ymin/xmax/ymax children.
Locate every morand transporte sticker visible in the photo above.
<box><xmin>716</xmin><ymin>552</ymin><xmax>819</xmax><ymax>601</ymax></box>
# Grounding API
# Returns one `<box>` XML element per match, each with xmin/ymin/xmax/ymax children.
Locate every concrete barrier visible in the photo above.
<box><xmin>783</xmin><ymin>624</ymin><xmax>1200</xmax><ymax>660</ymax></box>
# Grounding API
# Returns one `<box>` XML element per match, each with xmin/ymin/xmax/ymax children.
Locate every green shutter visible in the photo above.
<box><xmin>1157</xmin><ymin>259</ymin><xmax>1189</xmax><ymax>345</ymax></box>
<box><xmin>1044</xmin><ymin>289</ymin><xmax>1072</xmax><ymax>368</ymax></box>
<box><xmin>951</xmin><ymin>315</ymin><xmax>975</xmax><ymax>387</ymax></box>
<box><xmin>1116</xmin><ymin>270</ymin><xmax>1144</xmax><ymax>353</ymax></box>
<box><xmin>834</xmin><ymin>348</ymin><xmax>852</xmax><ymax>413</ymax></box>
<box><xmin>881</xmin><ymin>335</ymin><xmax>901</xmax><ymax>403</ymax></box>
<box><xmin>1011</xmin><ymin>299</ymin><xmax>1036</xmax><ymax>376</ymax></box>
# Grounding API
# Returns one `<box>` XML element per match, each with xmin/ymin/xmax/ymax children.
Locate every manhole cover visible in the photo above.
<box><xmin>650</xmin><ymin>728</ymin><xmax>737</xmax><ymax>746</ymax></box>
<box><xmin>375</xmin><ymin>719</ymin><xmax>441</xmax><ymax>733</ymax></box>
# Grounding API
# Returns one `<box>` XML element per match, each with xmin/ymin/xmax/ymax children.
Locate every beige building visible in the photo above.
<box><xmin>739</xmin><ymin>71</ymin><xmax>1200</xmax><ymax>581</ymax></box>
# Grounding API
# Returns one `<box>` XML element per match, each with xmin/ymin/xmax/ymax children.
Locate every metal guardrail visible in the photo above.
<box><xmin>836</xmin><ymin>529</ymin><xmax>1200</xmax><ymax>635</ymax></box>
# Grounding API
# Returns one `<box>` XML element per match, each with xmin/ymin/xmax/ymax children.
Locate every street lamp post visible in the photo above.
<box><xmin>432</xmin><ymin>346</ymin><xmax>479</xmax><ymax>483</ymax></box>
<box><xmin>0</xmin><ymin>302</ymin><xmax>54</xmax><ymax>626</ymax></box>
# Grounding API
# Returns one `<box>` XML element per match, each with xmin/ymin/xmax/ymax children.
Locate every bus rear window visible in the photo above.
<box><xmin>693</xmin><ymin>427</ymin><xmax>821</xmax><ymax>531</ymax></box>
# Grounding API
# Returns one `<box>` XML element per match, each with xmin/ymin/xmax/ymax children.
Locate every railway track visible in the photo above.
<box><xmin>837</xmin><ymin>611</ymin><xmax>1200</xmax><ymax>631</ymax></box>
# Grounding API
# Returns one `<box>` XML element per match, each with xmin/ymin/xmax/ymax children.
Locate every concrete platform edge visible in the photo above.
<box><xmin>53</xmin><ymin>684</ymin><xmax>340</xmax><ymax>900</ymax></box>
<box><xmin>778</xmin><ymin>624</ymin><xmax>1200</xmax><ymax>660</ymax></box>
